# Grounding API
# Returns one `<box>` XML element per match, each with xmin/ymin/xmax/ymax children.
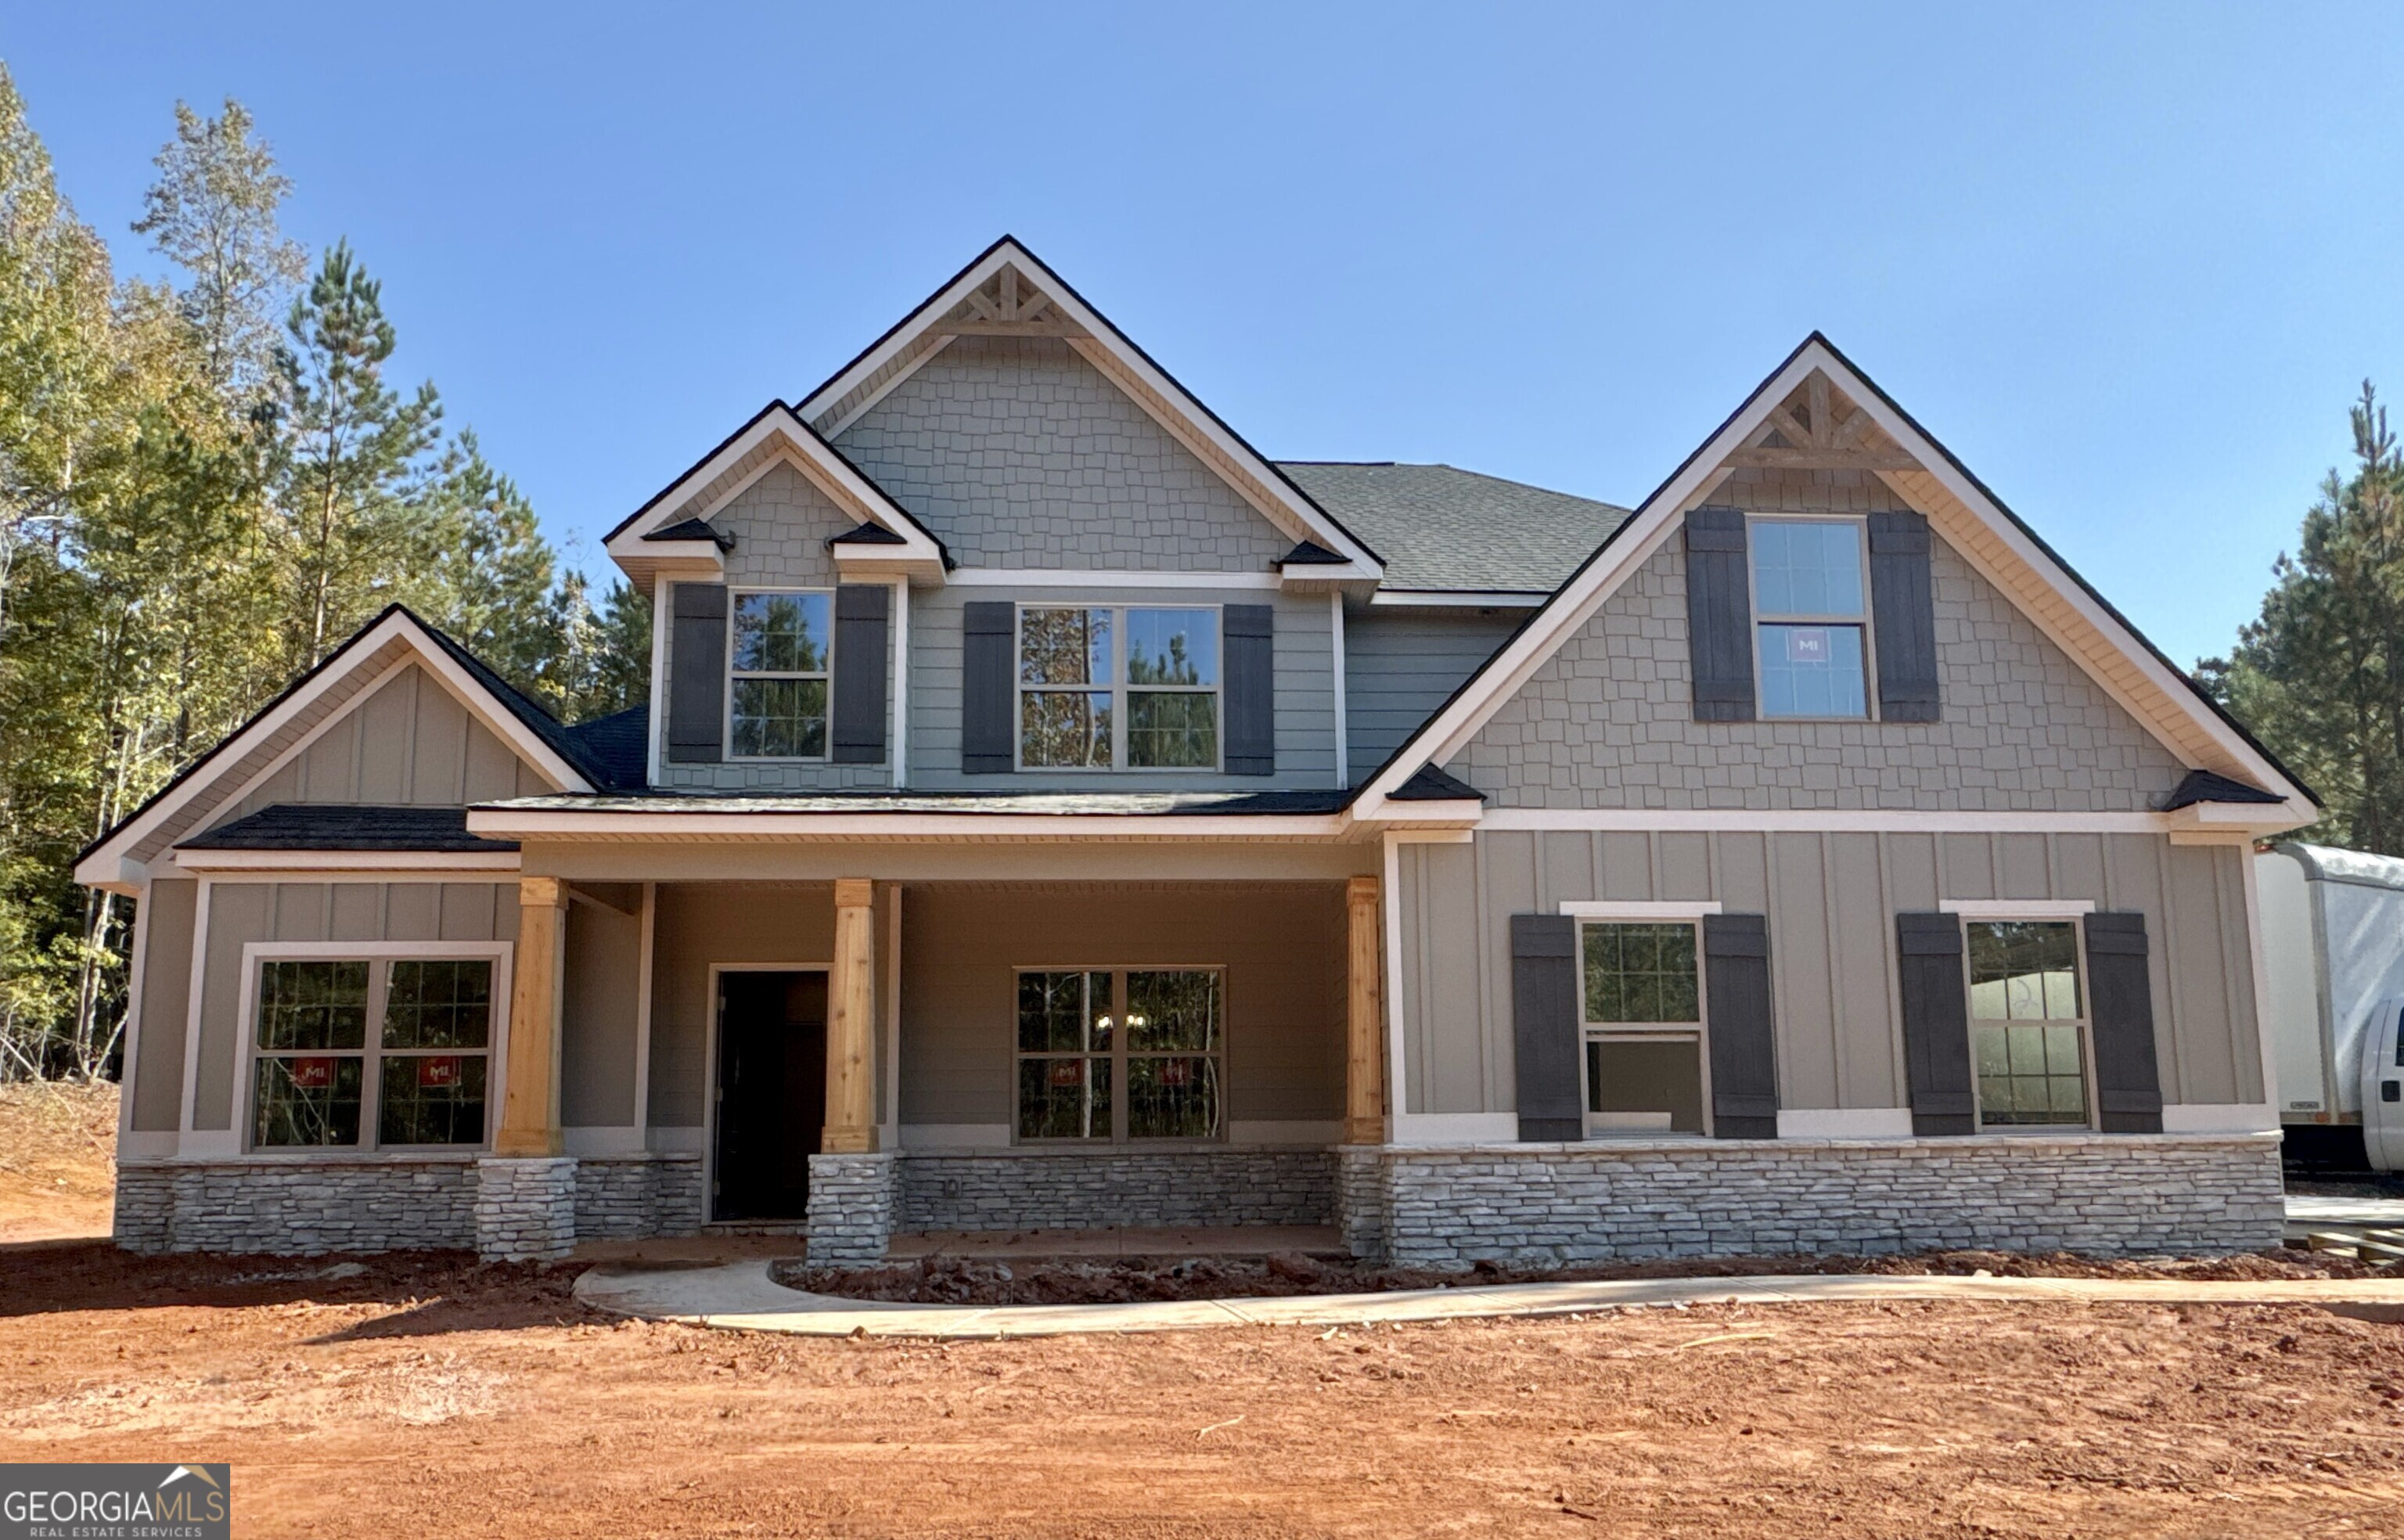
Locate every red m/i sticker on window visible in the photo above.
<box><xmin>1785</xmin><ymin>628</ymin><xmax>1830</xmax><ymax>664</ymax></box>
<box><xmin>1049</xmin><ymin>1060</ymin><xmax>1085</xmax><ymax>1087</ymax></box>
<box><xmin>418</xmin><ymin>1056</ymin><xmax>461</xmax><ymax>1088</ymax></box>
<box><xmin>1159</xmin><ymin>1060</ymin><xmax>1192</xmax><ymax>1087</ymax></box>
<box><xmin>289</xmin><ymin>1057</ymin><xmax>333</xmax><ymax>1089</ymax></box>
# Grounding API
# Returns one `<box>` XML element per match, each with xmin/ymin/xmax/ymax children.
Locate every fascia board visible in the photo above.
<box><xmin>74</xmin><ymin>613</ymin><xmax>589</xmax><ymax>888</ymax></box>
<box><xmin>604</xmin><ymin>408</ymin><xmax>942</xmax><ymax>567</ymax></box>
<box><xmin>172</xmin><ymin>850</ymin><xmax>522</xmax><ymax>874</ymax></box>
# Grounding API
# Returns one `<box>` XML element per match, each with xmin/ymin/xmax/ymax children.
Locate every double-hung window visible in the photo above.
<box><xmin>1579</xmin><ymin>922</ymin><xmax>1707</xmax><ymax>1134</ymax></box>
<box><xmin>1966</xmin><ymin>920</ymin><xmax>2093</xmax><ymax>1129</ymax></box>
<box><xmin>1017</xmin><ymin>606</ymin><xmax>1220</xmax><ymax>769</ymax></box>
<box><xmin>250</xmin><ymin>955</ymin><xmax>497</xmax><ymax>1150</ymax></box>
<box><xmin>1015</xmin><ymin>967</ymin><xmax>1224</xmax><ymax>1141</ymax></box>
<box><xmin>1750</xmin><ymin>518</ymin><xmax>1872</xmax><ymax>719</ymax></box>
<box><xmin>730</xmin><ymin>589</ymin><xmax>833</xmax><ymax>759</ymax></box>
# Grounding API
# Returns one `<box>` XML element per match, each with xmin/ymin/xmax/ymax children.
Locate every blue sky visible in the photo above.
<box><xmin>9</xmin><ymin>3</ymin><xmax>2402</xmax><ymax>666</ymax></box>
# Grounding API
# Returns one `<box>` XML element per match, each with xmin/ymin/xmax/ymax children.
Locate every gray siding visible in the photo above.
<box><xmin>906</xmin><ymin>585</ymin><xmax>1337</xmax><ymax>790</ymax></box>
<box><xmin>1395</xmin><ymin>830</ymin><xmax>2263</xmax><ymax>1117</ymax></box>
<box><xmin>656</xmin><ymin>462</ymin><xmax>895</xmax><ymax>793</ymax></box>
<box><xmin>1454</xmin><ymin>509</ymin><xmax>2189</xmax><ymax>811</ymax></box>
<box><xmin>563</xmin><ymin>885</ymin><xmax>642</xmax><ymax>1128</ymax></box>
<box><xmin>833</xmin><ymin>335</ymin><xmax>1292</xmax><ymax>571</ymax></box>
<box><xmin>225</xmin><ymin>664</ymin><xmax>545</xmax><ymax>822</ymax></box>
<box><xmin>646</xmin><ymin>883</ymin><xmax>843</xmax><ymax>1129</ymax></box>
<box><xmin>898</xmin><ymin>882</ymin><xmax>1345</xmax><ymax>1129</ymax></box>
<box><xmin>130</xmin><ymin>879</ymin><xmax>198</xmax><ymax>1133</ymax></box>
<box><xmin>188</xmin><ymin>882</ymin><xmax>516</xmax><ymax>1134</ymax></box>
<box><xmin>1344</xmin><ymin>608</ymin><xmax>1520</xmax><ymax>783</ymax></box>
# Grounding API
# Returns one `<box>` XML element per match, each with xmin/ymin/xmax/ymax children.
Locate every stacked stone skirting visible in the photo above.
<box><xmin>806</xmin><ymin>1151</ymin><xmax>898</xmax><ymax>1265</ymax></box>
<box><xmin>896</xmin><ymin>1146</ymin><xmax>1336</xmax><ymax>1234</ymax></box>
<box><xmin>112</xmin><ymin>1152</ymin><xmax>703</xmax><ymax>1257</ymax></box>
<box><xmin>1338</xmin><ymin>1132</ymin><xmax>2287</xmax><ymax>1268</ymax></box>
<box><xmin>473</xmin><ymin>1157</ymin><xmax>579</xmax><ymax>1261</ymax></box>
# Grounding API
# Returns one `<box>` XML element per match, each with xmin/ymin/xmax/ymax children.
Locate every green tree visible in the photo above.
<box><xmin>2204</xmin><ymin>383</ymin><xmax>2404</xmax><ymax>851</ymax></box>
<box><xmin>131</xmin><ymin>99</ymin><xmax>306</xmax><ymax>400</ymax></box>
<box><xmin>272</xmin><ymin>239</ymin><xmax>441</xmax><ymax>667</ymax></box>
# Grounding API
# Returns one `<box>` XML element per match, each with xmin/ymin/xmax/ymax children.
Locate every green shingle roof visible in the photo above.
<box><xmin>1277</xmin><ymin>462</ymin><xmax>1629</xmax><ymax>595</ymax></box>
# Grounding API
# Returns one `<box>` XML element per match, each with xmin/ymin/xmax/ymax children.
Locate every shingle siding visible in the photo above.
<box><xmin>833</xmin><ymin>335</ymin><xmax>1292</xmax><ymax>571</ymax></box>
<box><xmin>1455</xmin><ymin>526</ymin><xmax>2187</xmax><ymax>811</ymax></box>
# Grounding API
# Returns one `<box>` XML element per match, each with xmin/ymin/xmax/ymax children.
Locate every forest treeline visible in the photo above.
<box><xmin>0</xmin><ymin>69</ymin><xmax>648</xmax><ymax>1080</ymax></box>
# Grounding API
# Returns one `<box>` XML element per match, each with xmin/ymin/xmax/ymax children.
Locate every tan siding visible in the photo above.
<box><xmin>1398</xmin><ymin>828</ymin><xmax>2263</xmax><ymax>1117</ymax></box>
<box><xmin>131</xmin><ymin>879</ymin><xmax>197</xmax><ymax>1132</ymax></box>
<box><xmin>563</xmin><ymin>889</ymin><xmax>642</xmax><ymax>1128</ymax></box>
<box><xmin>647</xmin><ymin>883</ymin><xmax>838</xmax><ymax>1130</ymax></box>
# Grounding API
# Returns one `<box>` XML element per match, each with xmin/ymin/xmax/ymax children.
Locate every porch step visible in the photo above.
<box><xmin>888</xmin><ymin>1225</ymin><xmax>1344</xmax><ymax>1261</ymax></box>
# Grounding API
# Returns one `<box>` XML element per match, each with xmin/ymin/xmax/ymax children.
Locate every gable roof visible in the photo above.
<box><xmin>1351</xmin><ymin>333</ymin><xmax>2319</xmax><ymax>822</ymax></box>
<box><xmin>797</xmin><ymin>236</ymin><xmax>1384</xmax><ymax>581</ymax></box>
<box><xmin>603</xmin><ymin>400</ymin><xmax>949</xmax><ymax>590</ymax></box>
<box><xmin>74</xmin><ymin>606</ymin><xmax>596</xmax><ymax>892</ymax></box>
<box><xmin>1277</xmin><ymin>462</ymin><xmax>1628</xmax><ymax>595</ymax></box>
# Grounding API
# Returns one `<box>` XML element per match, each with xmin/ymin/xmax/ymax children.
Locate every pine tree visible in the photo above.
<box><xmin>272</xmin><ymin>240</ymin><xmax>441</xmax><ymax>667</ymax></box>
<box><xmin>2205</xmin><ymin>383</ymin><xmax>2404</xmax><ymax>851</ymax></box>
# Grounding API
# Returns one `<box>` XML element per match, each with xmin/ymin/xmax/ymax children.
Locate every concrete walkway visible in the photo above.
<box><xmin>574</xmin><ymin>1261</ymin><xmax>2404</xmax><ymax>1340</ymax></box>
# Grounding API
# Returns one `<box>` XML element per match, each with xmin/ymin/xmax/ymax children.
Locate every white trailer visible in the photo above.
<box><xmin>2258</xmin><ymin>842</ymin><xmax>2404</xmax><ymax>1169</ymax></box>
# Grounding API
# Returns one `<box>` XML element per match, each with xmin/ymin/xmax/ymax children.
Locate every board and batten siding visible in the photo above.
<box><xmin>1343</xmin><ymin>608</ymin><xmax>1522</xmax><ymax>784</ymax></box>
<box><xmin>221</xmin><ymin>663</ymin><xmax>547</xmax><ymax>822</ymax></box>
<box><xmin>905</xmin><ymin>585</ymin><xmax>1337</xmax><ymax>790</ymax></box>
<box><xmin>184</xmin><ymin>881</ymin><xmax>517</xmax><ymax>1135</ymax></box>
<box><xmin>1395</xmin><ymin>829</ymin><xmax>2263</xmax><ymax>1119</ymax></box>
<box><xmin>654</xmin><ymin>462</ymin><xmax>896</xmax><ymax>793</ymax></box>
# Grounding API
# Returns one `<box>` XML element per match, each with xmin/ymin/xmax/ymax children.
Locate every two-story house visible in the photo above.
<box><xmin>77</xmin><ymin>238</ymin><xmax>2310</xmax><ymax>1265</ymax></box>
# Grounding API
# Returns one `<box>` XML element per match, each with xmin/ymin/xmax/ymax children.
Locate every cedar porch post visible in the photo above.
<box><xmin>824</xmin><ymin>878</ymin><xmax>878</xmax><ymax>1153</ymax></box>
<box><xmin>496</xmin><ymin>876</ymin><xmax>569</xmax><ymax>1157</ymax></box>
<box><xmin>1344</xmin><ymin>874</ymin><xmax>1386</xmax><ymax>1144</ymax></box>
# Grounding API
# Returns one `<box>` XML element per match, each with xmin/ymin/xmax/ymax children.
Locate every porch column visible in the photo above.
<box><xmin>1344</xmin><ymin>874</ymin><xmax>1386</xmax><ymax>1144</ymax></box>
<box><xmin>824</xmin><ymin>878</ymin><xmax>878</xmax><ymax>1153</ymax></box>
<box><xmin>497</xmin><ymin>876</ymin><xmax>568</xmax><ymax>1157</ymax></box>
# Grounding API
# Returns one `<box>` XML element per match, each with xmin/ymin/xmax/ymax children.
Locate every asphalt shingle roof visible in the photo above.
<box><xmin>178</xmin><ymin>804</ymin><xmax>518</xmax><ymax>852</ymax></box>
<box><xmin>1276</xmin><ymin>462</ymin><xmax>1629</xmax><ymax>595</ymax></box>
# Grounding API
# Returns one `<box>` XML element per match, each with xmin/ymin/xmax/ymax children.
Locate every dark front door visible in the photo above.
<box><xmin>713</xmin><ymin>971</ymin><xmax>826</xmax><ymax>1222</ymax></box>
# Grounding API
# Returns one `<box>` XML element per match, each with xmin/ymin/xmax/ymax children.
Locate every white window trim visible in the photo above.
<box><xmin>726</xmin><ymin>586</ymin><xmax>835</xmax><ymax>763</ymax></box>
<box><xmin>1574</xmin><ymin>918</ymin><xmax>1715</xmax><ymax>1139</ymax></box>
<box><xmin>1959</xmin><ymin>915</ymin><xmax>2100</xmax><ymax>1135</ymax></box>
<box><xmin>1942</xmin><ymin>898</ymin><xmax>2096</xmax><ymax>919</ymax></box>
<box><xmin>1013</xmin><ymin>604</ymin><xmax>1225</xmax><ymax>774</ymax></box>
<box><xmin>1746</xmin><ymin>513</ymin><xmax>1878</xmax><ymax>723</ymax></box>
<box><xmin>1011</xmin><ymin>964</ymin><xmax>1228</xmax><ymax>1146</ymax></box>
<box><xmin>236</xmin><ymin>941</ymin><xmax>514</xmax><ymax>1157</ymax></box>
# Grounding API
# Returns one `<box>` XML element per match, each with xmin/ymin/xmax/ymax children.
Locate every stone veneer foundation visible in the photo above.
<box><xmin>1335</xmin><ymin>1132</ymin><xmax>2286</xmax><ymax>1268</ymax></box>
<box><xmin>111</xmin><ymin>1152</ymin><xmax>703</xmax><ymax>1258</ymax></box>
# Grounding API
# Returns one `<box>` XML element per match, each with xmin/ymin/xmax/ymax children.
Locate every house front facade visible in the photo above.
<box><xmin>79</xmin><ymin>239</ymin><xmax>2309</xmax><ymax>1265</ymax></box>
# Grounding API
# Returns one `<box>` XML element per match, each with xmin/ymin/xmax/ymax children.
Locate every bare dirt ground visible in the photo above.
<box><xmin>8</xmin><ymin>1103</ymin><xmax>2404</xmax><ymax>1535</ymax></box>
<box><xmin>0</xmin><ymin>1079</ymin><xmax>116</xmax><ymax>1243</ymax></box>
<box><xmin>8</xmin><ymin>1244</ymin><xmax>2404</xmax><ymax>1538</ymax></box>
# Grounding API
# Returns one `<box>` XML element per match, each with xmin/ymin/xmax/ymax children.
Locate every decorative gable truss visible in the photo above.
<box><xmin>603</xmin><ymin>401</ymin><xmax>951</xmax><ymax>595</ymax></box>
<box><xmin>1350</xmin><ymin>333</ymin><xmax>2318</xmax><ymax>837</ymax></box>
<box><xmin>73</xmin><ymin>607</ymin><xmax>593</xmax><ymax>894</ymax></box>
<box><xmin>799</xmin><ymin>236</ymin><xmax>1385</xmax><ymax>590</ymax></box>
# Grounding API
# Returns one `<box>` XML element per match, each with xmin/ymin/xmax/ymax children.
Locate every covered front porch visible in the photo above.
<box><xmin>502</xmin><ymin>850</ymin><xmax>1391</xmax><ymax>1263</ymax></box>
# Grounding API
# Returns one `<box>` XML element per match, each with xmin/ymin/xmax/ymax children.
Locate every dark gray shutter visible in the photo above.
<box><xmin>1895</xmin><ymin>912</ymin><xmax>1976</xmax><ymax>1134</ymax></box>
<box><xmin>1510</xmin><ymin>914</ymin><xmax>1582</xmax><ymax>1141</ymax></box>
<box><xmin>961</xmin><ymin>601</ymin><xmax>1015</xmax><ymax>774</ymax></box>
<box><xmin>665</xmin><ymin>582</ymin><xmax>727</xmax><ymax>765</ymax></box>
<box><xmin>831</xmin><ymin>584</ymin><xmax>890</xmax><ymax>765</ymax></box>
<box><xmin>1702</xmin><ymin>913</ymin><xmax>1778</xmax><ymax>1139</ymax></box>
<box><xmin>1684</xmin><ymin>506</ymin><xmax>1754</xmax><ymax>721</ymax></box>
<box><xmin>2084</xmin><ymin>912</ymin><xmax>2165</xmax><ymax>1133</ymax></box>
<box><xmin>1868</xmin><ymin>509</ymin><xmax>1941</xmax><ymax>723</ymax></box>
<box><xmin>1222</xmin><ymin>604</ymin><xmax>1276</xmax><ymax>775</ymax></box>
